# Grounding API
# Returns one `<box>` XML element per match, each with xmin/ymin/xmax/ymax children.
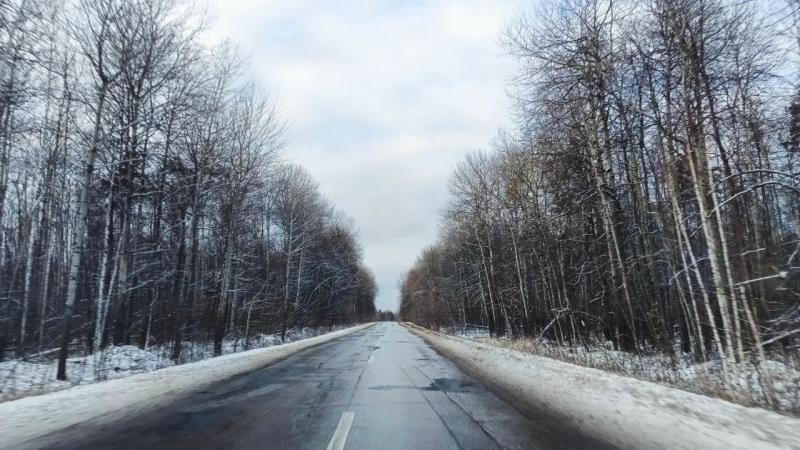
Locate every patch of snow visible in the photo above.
<box><xmin>438</xmin><ymin>323</ymin><xmax>491</xmax><ymax>339</ymax></box>
<box><xmin>406</xmin><ymin>323</ymin><xmax>800</xmax><ymax>450</ymax></box>
<box><xmin>0</xmin><ymin>323</ymin><xmax>374</xmax><ymax>449</ymax></box>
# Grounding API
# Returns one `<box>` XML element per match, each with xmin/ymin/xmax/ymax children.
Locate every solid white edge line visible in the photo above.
<box><xmin>326</xmin><ymin>411</ymin><xmax>355</xmax><ymax>450</ymax></box>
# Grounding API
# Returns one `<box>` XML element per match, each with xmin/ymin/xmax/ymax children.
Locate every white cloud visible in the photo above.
<box><xmin>207</xmin><ymin>0</ymin><xmax>523</xmax><ymax>310</ymax></box>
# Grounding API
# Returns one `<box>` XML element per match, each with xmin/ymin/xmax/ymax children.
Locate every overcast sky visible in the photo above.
<box><xmin>208</xmin><ymin>0</ymin><xmax>524</xmax><ymax>311</ymax></box>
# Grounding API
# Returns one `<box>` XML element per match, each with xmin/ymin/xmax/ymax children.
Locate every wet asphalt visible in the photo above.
<box><xmin>26</xmin><ymin>322</ymin><xmax>611</xmax><ymax>450</ymax></box>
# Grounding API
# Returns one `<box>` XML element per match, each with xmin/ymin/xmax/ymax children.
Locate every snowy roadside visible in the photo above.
<box><xmin>0</xmin><ymin>325</ymin><xmax>352</xmax><ymax>403</ymax></box>
<box><xmin>438</xmin><ymin>325</ymin><xmax>800</xmax><ymax>413</ymax></box>
<box><xmin>405</xmin><ymin>323</ymin><xmax>800</xmax><ymax>450</ymax></box>
<box><xmin>0</xmin><ymin>323</ymin><xmax>374</xmax><ymax>449</ymax></box>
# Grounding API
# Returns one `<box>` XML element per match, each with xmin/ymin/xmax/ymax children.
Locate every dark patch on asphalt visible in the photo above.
<box><xmin>369</xmin><ymin>378</ymin><xmax>474</xmax><ymax>393</ymax></box>
<box><xmin>369</xmin><ymin>384</ymin><xmax>419</xmax><ymax>391</ymax></box>
<box><xmin>422</xmin><ymin>378</ymin><xmax>474</xmax><ymax>392</ymax></box>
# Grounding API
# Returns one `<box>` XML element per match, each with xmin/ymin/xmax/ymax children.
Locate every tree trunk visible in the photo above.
<box><xmin>58</xmin><ymin>85</ymin><xmax>107</xmax><ymax>380</ymax></box>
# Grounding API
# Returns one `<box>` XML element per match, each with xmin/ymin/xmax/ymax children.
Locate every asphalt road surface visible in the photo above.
<box><xmin>27</xmin><ymin>322</ymin><xmax>610</xmax><ymax>450</ymax></box>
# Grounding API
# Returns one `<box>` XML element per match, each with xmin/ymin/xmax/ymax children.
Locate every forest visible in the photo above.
<box><xmin>400</xmin><ymin>0</ymin><xmax>800</xmax><ymax>408</ymax></box>
<box><xmin>0</xmin><ymin>0</ymin><xmax>376</xmax><ymax>380</ymax></box>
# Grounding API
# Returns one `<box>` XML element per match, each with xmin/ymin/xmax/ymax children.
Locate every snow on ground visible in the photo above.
<box><xmin>462</xmin><ymin>333</ymin><xmax>800</xmax><ymax>414</ymax></box>
<box><xmin>407</xmin><ymin>323</ymin><xmax>800</xmax><ymax>450</ymax></box>
<box><xmin>0</xmin><ymin>326</ymin><xmax>349</xmax><ymax>403</ymax></box>
<box><xmin>0</xmin><ymin>323</ymin><xmax>373</xmax><ymax>449</ymax></box>
<box><xmin>0</xmin><ymin>345</ymin><xmax>175</xmax><ymax>402</ymax></box>
<box><xmin>438</xmin><ymin>324</ymin><xmax>491</xmax><ymax>339</ymax></box>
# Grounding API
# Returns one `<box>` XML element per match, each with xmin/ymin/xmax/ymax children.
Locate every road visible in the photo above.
<box><xmin>27</xmin><ymin>322</ymin><xmax>609</xmax><ymax>450</ymax></box>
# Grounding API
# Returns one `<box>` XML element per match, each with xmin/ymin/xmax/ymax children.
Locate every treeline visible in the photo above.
<box><xmin>401</xmin><ymin>0</ymin><xmax>800</xmax><ymax>382</ymax></box>
<box><xmin>0</xmin><ymin>0</ymin><xmax>376</xmax><ymax>379</ymax></box>
<box><xmin>376</xmin><ymin>310</ymin><xmax>395</xmax><ymax>322</ymax></box>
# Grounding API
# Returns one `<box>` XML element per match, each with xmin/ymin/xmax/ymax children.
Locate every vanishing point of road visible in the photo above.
<box><xmin>26</xmin><ymin>322</ymin><xmax>609</xmax><ymax>450</ymax></box>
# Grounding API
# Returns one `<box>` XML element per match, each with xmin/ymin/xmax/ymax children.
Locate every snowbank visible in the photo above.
<box><xmin>0</xmin><ymin>326</ymin><xmax>350</xmax><ymax>402</ymax></box>
<box><xmin>0</xmin><ymin>323</ymin><xmax>373</xmax><ymax>449</ymax></box>
<box><xmin>463</xmin><ymin>334</ymin><xmax>800</xmax><ymax>413</ymax></box>
<box><xmin>405</xmin><ymin>323</ymin><xmax>800</xmax><ymax>450</ymax></box>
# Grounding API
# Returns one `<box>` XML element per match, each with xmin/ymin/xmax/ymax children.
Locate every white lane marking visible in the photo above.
<box><xmin>326</xmin><ymin>411</ymin><xmax>355</xmax><ymax>450</ymax></box>
<box><xmin>367</xmin><ymin>354</ymin><xmax>375</xmax><ymax>364</ymax></box>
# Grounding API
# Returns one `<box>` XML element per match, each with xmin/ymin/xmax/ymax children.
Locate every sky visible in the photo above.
<box><xmin>207</xmin><ymin>0</ymin><xmax>524</xmax><ymax>311</ymax></box>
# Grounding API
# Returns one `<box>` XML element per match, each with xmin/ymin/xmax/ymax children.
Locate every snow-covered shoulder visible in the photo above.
<box><xmin>0</xmin><ymin>323</ymin><xmax>374</xmax><ymax>449</ymax></box>
<box><xmin>405</xmin><ymin>323</ymin><xmax>800</xmax><ymax>450</ymax></box>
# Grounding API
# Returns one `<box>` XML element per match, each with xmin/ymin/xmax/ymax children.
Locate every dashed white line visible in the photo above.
<box><xmin>367</xmin><ymin>354</ymin><xmax>375</xmax><ymax>364</ymax></box>
<box><xmin>326</xmin><ymin>411</ymin><xmax>355</xmax><ymax>450</ymax></box>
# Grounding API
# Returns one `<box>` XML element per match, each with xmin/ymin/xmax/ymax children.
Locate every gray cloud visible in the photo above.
<box><xmin>208</xmin><ymin>0</ymin><xmax>522</xmax><ymax>310</ymax></box>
